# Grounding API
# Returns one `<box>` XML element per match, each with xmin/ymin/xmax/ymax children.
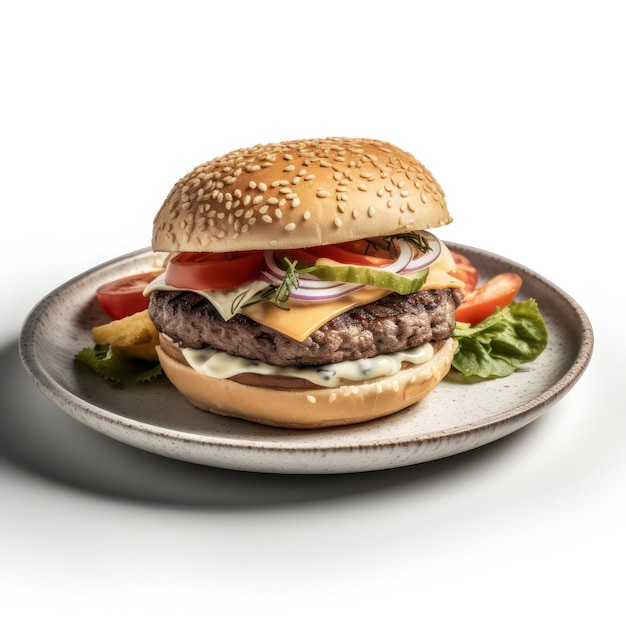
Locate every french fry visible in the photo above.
<box><xmin>92</xmin><ymin>310</ymin><xmax>160</xmax><ymax>361</ymax></box>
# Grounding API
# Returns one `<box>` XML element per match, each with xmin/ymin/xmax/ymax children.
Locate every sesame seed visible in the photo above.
<box><xmin>304</xmin><ymin>174</ymin><xmax>315</xmax><ymax>181</ymax></box>
<box><xmin>303</xmin><ymin>210</ymin><xmax>311</xmax><ymax>220</ymax></box>
<box><xmin>306</xmin><ymin>395</ymin><xmax>316</xmax><ymax>404</ymax></box>
<box><xmin>275</xmin><ymin>208</ymin><xmax>283</xmax><ymax>218</ymax></box>
<box><xmin>334</xmin><ymin>217</ymin><xmax>342</xmax><ymax>227</ymax></box>
<box><xmin>316</xmin><ymin>189</ymin><xmax>331</xmax><ymax>198</ymax></box>
<box><xmin>328</xmin><ymin>392</ymin><xmax>337</xmax><ymax>403</ymax></box>
<box><xmin>253</xmin><ymin>195</ymin><xmax>264</xmax><ymax>204</ymax></box>
<box><xmin>285</xmin><ymin>222</ymin><xmax>296</xmax><ymax>231</ymax></box>
<box><xmin>267</xmin><ymin>197</ymin><xmax>278</xmax><ymax>205</ymax></box>
<box><xmin>283</xmin><ymin>165</ymin><xmax>295</xmax><ymax>172</ymax></box>
<box><xmin>258</xmin><ymin>182</ymin><xmax>268</xmax><ymax>192</ymax></box>
<box><xmin>368</xmin><ymin>206</ymin><xmax>376</xmax><ymax>217</ymax></box>
<box><xmin>292</xmin><ymin>197</ymin><xmax>301</xmax><ymax>208</ymax></box>
<box><xmin>420</xmin><ymin>192</ymin><xmax>428</xmax><ymax>204</ymax></box>
<box><xmin>262</xmin><ymin>215</ymin><xmax>272</xmax><ymax>223</ymax></box>
<box><xmin>279</xmin><ymin>187</ymin><xmax>291</xmax><ymax>194</ymax></box>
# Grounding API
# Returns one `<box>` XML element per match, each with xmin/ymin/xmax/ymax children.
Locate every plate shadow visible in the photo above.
<box><xmin>3</xmin><ymin>337</ymin><xmax>540</xmax><ymax>509</ymax></box>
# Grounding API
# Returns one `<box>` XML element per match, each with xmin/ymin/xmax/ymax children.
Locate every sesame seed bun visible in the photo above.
<box><xmin>152</xmin><ymin>137</ymin><xmax>451</xmax><ymax>253</ymax></box>
<box><xmin>155</xmin><ymin>337</ymin><xmax>457</xmax><ymax>429</ymax></box>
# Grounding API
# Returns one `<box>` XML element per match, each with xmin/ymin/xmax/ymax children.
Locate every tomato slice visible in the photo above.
<box><xmin>165</xmin><ymin>250</ymin><xmax>264</xmax><ymax>290</ymax></box>
<box><xmin>96</xmin><ymin>270</ymin><xmax>163</xmax><ymax>320</ymax></box>
<box><xmin>305</xmin><ymin>241</ymin><xmax>393</xmax><ymax>267</ymax></box>
<box><xmin>451</xmin><ymin>251</ymin><xmax>479</xmax><ymax>293</ymax></box>
<box><xmin>455</xmin><ymin>273</ymin><xmax>523</xmax><ymax>326</ymax></box>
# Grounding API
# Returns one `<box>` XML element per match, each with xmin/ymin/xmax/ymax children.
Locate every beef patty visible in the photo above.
<box><xmin>149</xmin><ymin>288</ymin><xmax>463</xmax><ymax>367</ymax></box>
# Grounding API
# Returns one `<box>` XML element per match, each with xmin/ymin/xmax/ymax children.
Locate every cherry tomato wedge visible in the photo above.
<box><xmin>305</xmin><ymin>242</ymin><xmax>393</xmax><ymax>267</ymax></box>
<box><xmin>96</xmin><ymin>270</ymin><xmax>163</xmax><ymax>320</ymax></box>
<box><xmin>165</xmin><ymin>250</ymin><xmax>264</xmax><ymax>291</ymax></box>
<box><xmin>455</xmin><ymin>273</ymin><xmax>523</xmax><ymax>326</ymax></box>
<box><xmin>451</xmin><ymin>251</ymin><xmax>479</xmax><ymax>293</ymax></box>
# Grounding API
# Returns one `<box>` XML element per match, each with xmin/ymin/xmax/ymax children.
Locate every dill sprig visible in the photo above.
<box><xmin>243</xmin><ymin>258</ymin><xmax>315</xmax><ymax>311</ymax></box>
<box><xmin>362</xmin><ymin>231</ymin><xmax>432</xmax><ymax>257</ymax></box>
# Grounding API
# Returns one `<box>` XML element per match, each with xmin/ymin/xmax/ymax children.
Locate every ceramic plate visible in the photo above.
<box><xmin>20</xmin><ymin>245</ymin><xmax>593</xmax><ymax>474</ymax></box>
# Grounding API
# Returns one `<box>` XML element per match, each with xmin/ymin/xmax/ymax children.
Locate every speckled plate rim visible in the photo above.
<box><xmin>19</xmin><ymin>244</ymin><xmax>594</xmax><ymax>474</ymax></box>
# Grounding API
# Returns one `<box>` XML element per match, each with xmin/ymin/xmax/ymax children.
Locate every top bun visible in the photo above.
<box><xmin>152</xmin><ymin>137</ymin><xmax>451</xmax><ymax>252</ymax></box>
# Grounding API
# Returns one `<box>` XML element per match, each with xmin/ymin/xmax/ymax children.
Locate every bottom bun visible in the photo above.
<box><xmin>156</xmin><ymin>338</ymin><xmax>457</xmax><ymax>429</ymax></box>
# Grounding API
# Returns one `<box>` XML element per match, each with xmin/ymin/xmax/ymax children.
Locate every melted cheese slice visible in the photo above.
<box><xmin>146</xmin><ymin>242</ymin><xmax>465</xmax><ymax>343</ymax></box>
<box><xmin>244</xmin><ymin>244</ymin><xmax>464</xmax><ymax>341</ymax></box>
<box><xmin>243</xmin><ymin>286</ymin><xmax>390</xmax><ymax>341</ymax></box>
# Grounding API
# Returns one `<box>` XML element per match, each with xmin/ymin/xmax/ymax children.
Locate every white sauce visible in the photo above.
<box><xmin>182</xmin><ymin>343</ymin><xmax>434</xmax><ymax>388</ymax></box>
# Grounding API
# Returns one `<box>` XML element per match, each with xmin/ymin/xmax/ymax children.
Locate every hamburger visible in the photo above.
<box><xmin>146</xmin><ymin>137</ymin><xmax>466</xmax><ymax>428</ymax></box>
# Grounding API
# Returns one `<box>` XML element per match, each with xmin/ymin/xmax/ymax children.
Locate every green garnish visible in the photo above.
<box><xmin>75</xmin><ymin>344</ymin><xmax>163</xmax><ymax>388</ymax></box>
<box><xmin>363</xmin><ymin>232</ymin><xmax>432</xmax><ymax>257</ymax></box>
<box><xmin>243</xmin><ymin>258</ymin><xmax>316</xmax><ymax>311</ymax></box>
<box><xmin>451</xmin><ymin>298</ymin><xmax>548</xmax><ymax>378</ymax></box>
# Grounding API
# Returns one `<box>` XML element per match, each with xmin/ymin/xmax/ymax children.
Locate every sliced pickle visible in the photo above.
<box><xmin>309</xmin><ymin>263</ymin><xmax>429</xmax><ymax>295</ymax></box>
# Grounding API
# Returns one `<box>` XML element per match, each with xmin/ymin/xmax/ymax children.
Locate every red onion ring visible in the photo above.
<box><xmin>259</xmin><ymin>231</ymin><xmax>442</xmax><ymax>302</ymax></box>
<box><xmin>398</xmin><ymin>231</ymin><xmax>442</xmax><ymax>274</ymax></box>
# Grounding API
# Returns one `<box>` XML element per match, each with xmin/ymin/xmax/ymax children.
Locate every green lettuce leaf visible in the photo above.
<box><xmin>451</xmin><ymin>298</ymin><xmax>548</xmax><ymax>378</ymax></box>
<box><xmin>75</xmin><ymin>344</ymin><xmax>163</xmax><ymax>388</ymax></box>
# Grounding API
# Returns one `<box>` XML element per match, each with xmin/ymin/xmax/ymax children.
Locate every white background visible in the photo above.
<box><xmin>1</xmin><ymin>1</ymin><xmax>623</xmax><ymax>623</ymax></box>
